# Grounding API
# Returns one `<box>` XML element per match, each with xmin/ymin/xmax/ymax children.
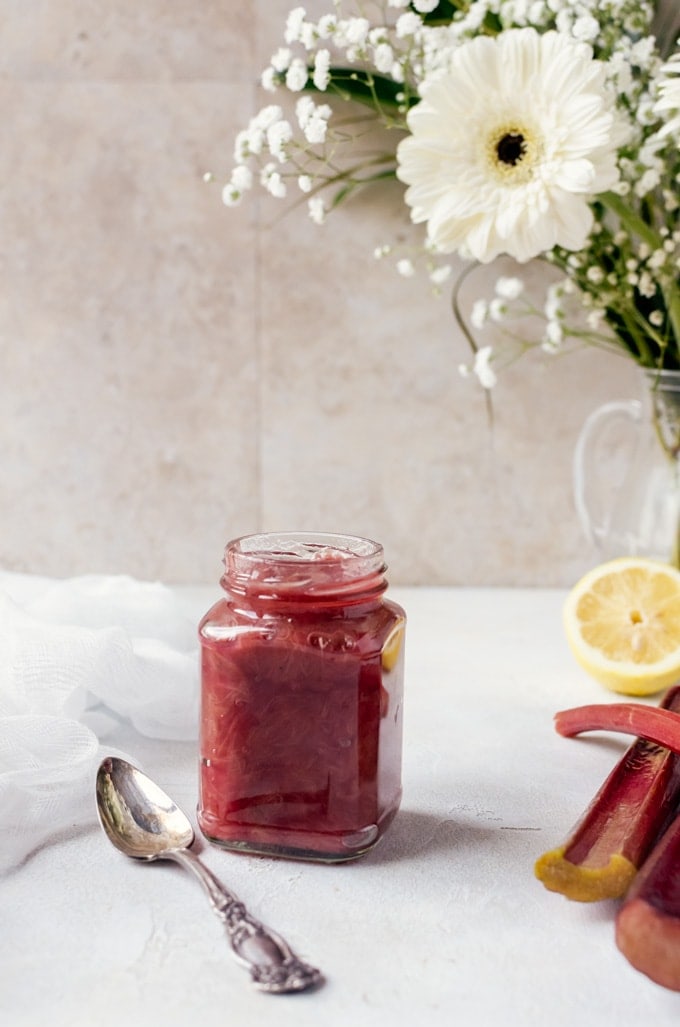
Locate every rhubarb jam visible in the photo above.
<box><xmin>198</xmin><ymin>532</ymin><xmax>405</xmax><ymax>862</ymax></box>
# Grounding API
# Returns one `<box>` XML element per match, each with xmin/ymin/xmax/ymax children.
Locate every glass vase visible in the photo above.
<box><xmin>574</xmin><ymin>369</ymin><xmax>680</xmax><ymax>567</ymax></box>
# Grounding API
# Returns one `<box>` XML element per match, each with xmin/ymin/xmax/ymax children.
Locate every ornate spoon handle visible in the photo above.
<box><xmin>168</xmin><ymin>847</ymin><xmax>323</xmax><ymax>993</ymax></box>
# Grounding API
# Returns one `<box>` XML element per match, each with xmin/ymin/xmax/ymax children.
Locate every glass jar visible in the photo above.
<box><xmin>197</xmin><ymin>531</ymin><xmax>406</xmax><ymax>862</ymax></box>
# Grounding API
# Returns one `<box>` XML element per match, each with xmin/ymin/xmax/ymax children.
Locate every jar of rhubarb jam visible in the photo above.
<box><xmin>198</xmin><ymin>532</ymin><xmax>405</xmax><ymax>862</ymax></box>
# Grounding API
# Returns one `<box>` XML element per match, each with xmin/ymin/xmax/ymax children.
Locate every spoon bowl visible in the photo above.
<box><xmin>95</xmin><ymin>756</ymin><xmax>323</xmax><ymax>994</ymax></box>
<box><xmin>96</xmin><ymin>758</ymin><xmax>194</xmax><ymax>859</ymax></box>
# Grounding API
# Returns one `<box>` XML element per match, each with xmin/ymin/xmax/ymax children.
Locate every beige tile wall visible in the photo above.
<box><xmin>0</xmin><ymin>0</ymin><xmax>643</xmax><ymax>586</ymax></box>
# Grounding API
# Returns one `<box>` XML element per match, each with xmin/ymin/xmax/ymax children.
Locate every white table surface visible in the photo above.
<box><xmin>3</xmin><ymin>585</ymin><xmax>680</xmax><ymax>1026</ymax></box>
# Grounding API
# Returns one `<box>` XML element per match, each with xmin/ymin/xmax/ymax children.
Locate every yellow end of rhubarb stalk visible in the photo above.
<box><xmin>534</xmin><ymin>846</ymin><xmax>637</xmax><ymax>902</ymax></box>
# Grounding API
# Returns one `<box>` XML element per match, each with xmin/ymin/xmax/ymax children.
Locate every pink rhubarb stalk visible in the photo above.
<box><xmin>555</xmin><ymin>696</ymin><xmax>680</xmax><ymax>753</ymax></box>
<box><xmin>535</xmin><ymin>686</ymin><xmax>680</xmax><ymax>902</ymax></box>
<box><xmin>616</xmin><ymin>811</ymin><xmax>680</xmax><ymax>991</ymax></box>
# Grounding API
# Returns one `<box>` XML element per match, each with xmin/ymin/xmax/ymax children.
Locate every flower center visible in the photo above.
<box><xmin>485</xmin><ymin>121</ymin><xmax>540</xmax><ymax>185</ymax></box>
<box><xmin>497</xmin><ymin>133</ymin><xmax>526</xmax><ymax>166</ymax></box>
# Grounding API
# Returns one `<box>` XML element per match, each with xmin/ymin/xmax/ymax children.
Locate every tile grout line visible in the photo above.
<box><xmin>252</xmin><ymin>72</ymin><xmax>265</xmax><ymax>532</ymax></box>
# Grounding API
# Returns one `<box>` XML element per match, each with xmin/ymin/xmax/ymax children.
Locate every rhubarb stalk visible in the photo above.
<box><xmin>554</xmin><ymin>696</ymin><xmax>680</xmax><ymax>753</ymax></box>
<box><xmin>616</xmin><ymin>812</ymin><xmax>680</xmax><ymax>991</ymax></box>
<box><xmin>535</xmin><ymin>686</ymin><xmax>680</xmax><ymax>902</ymax></box>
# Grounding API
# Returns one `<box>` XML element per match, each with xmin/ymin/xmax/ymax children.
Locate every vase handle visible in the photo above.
<box><xmin>573</xmin><ymin>399</ymin><xmax>642</xmax><ymax>549</ymax></box>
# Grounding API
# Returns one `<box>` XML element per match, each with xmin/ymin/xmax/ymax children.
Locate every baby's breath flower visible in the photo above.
<box><xmin>495</xmin><ymin>276</ymin><xmax>524</xmax><ymax>300</ymax></box>
<box><xmin>544</xmin><ymin>319</ymin><xmax>564</xmax><ymax>348</ymax></box>
<box><xmin>529</xmin><ymin>1</ymin><xmax>547</xmax><ymax>21</ymax></box>
<box><xmin>296</xmin><ymin>97</ymin><xmax>332</xmax><ymax>144</ymax></box>
<box><xmin>373</xmin><ymin>43</ymin><xmax>394</xmax><ymax>73</ymax></box>
<box><xmin>261</xmin><ymin>68</ymin><xmax>278</xmax><ymax>92</ymax></box>
<box><xmin>286</xmin><ymin>58</ymin><xmax>308</xmax><ymax>92</ymax></box>
<box><xmin>429</xmin><ymin>264</ymin><xmax>452</xmax><ymax>286</ymax></box>
<box><xmin>317</xmin><ymin>14</ymin><xmax>337</xmax><ymax>38</ymax></box>
<box><xmin>390</xmin><ymin>59</ymin><xmax>406</xmax><ymax>83</ymax></box>
<box><xmin>222</xmin><ymin>184</ymin><xmax>241</xmax><ymax>207</ymax></box>
<box><xmin>260</xmin><ymin>163</ymin><xmax>286</xmax><ymax>198</ymax></box>
<box><xmin>304</xmin><ymin>112</ymin><xmax>331</xmax><ymax>144</ymax></box>
<box><xmin>270</xmin><ymin>47</ymin><xmax>292</xmax><ymax>72</ymax></box>
<box><xmin>586</xmin><ymin>309</ymin><xmax>606</xmax><ymax>331</ymax></box>
<box><xmin>572</xmin><ymin>16</ymin><xmax>599</xmax><ymax>43</ymax></box>
<box><xmin>284</xmin><ymin>7</ymin><xmax>307</xmax><ymax>45</ymax></box>
<box><xmin>544</xmin><ymin>282</ymin><xmax>565</xmax><ymax>320</ymax></box>
<box><xmin>397</xmin><ymin>258</ymin><xmax>415</xmax><ymax>277</ymax></box>
<box><xmin>343</xmin><ymin>17</ymin><xmax>371</xmax><ymax>46</ymax></box>
<box><xmin>231</xmin><ymin>165</ymin><xmax>252</xmax><ymax>191</ymax></box>
<box><xmin>313</xmin><ymin>48</ymin><xmax>331</xmax><ymax>90</ymax></box>
<box><xmin>636</xmin><ymin>168</ymin><xmax>661</xmax><ymax>195</ymax></box>
<box><xmin>638</xmin><ymin>272</ymin><xmax>657</xmax><ymax>298</ymax></box>
<box><xmin>267</xmin><ymin>120</ymin><xmax>293</xmax><ymax>162</ymax></box>
<box><xmin>396</xmin><ymin>13</ymin><xmax>423</xmax><ymax>38</ymax></box>
<box><xmin>300</xmin><ymin>22</ymin><xmax>318</xmax><ymax>50</ymax></box>
<box><xmin>489</xmin><ymin>298</ymin><xmax>508</xmax><ymax>321</ymax></box>
<box><xmin>254</xmin><ymin>105</ymin><xmax>283</xmax><ymax>130</ymax></box>
<box><xmin>472</xmin><ymin>346</ymin><xmax>497</xmax><ymax>389</ymax></box>
<box><xmin>470</xmin><ymin>299</ymin><xmax>489</xmax><ymax>330</ymax></box>
<box><xmin>295</xmin><ymin>96</ymin><xmax>314</xmax><ymax>128</ymax></box>
<box><xmin>308</xmin><ymin>196</ymin><xmax>326</xmax><ymax>224</ymax></box>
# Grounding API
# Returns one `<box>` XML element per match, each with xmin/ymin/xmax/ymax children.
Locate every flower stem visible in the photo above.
<box><xmin>666</xmin><ymin>285</ymin><xmax>680</xmax><ymax>354</ymax></box>
<box><xmin>600</xmin><ymin>192</ymin><xmax>680</xmax><ymax>362</ymax></box>
<box><xmin>451</xmin><ymin>261</ymin><xmax>482</xmax><ymax>354</ymax></box>
<box><xmin>600</xmin><ymin>191</ymin><xmax>663</xmax><ymax>249</ymax></box>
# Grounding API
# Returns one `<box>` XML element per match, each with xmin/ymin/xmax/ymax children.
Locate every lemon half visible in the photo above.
<box><xmin>563</xmin><ymin>557</ymin><xmax>680</xmax><ymax>696</ymax></box>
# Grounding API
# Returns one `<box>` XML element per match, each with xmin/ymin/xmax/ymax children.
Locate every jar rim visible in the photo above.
<box><xmin>222</xmin><ymin>532</ymin><xmax>386</xmax><ymax>597</ymax></box>
<box><xmin>226</xmin><ymin>531</ymin><xmax>382</xmax><ymax>563</ymax></box>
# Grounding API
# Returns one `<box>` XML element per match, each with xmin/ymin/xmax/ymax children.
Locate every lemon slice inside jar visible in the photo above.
<box><xmin>381</xmin><ymin>623</ymin><xmax>404</xmax><ymax>672</ymax></box>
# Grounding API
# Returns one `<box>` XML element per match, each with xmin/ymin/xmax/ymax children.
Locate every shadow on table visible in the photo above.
<box><xmin>365</xmin><ymin>808</ymin><xmax>498</xmax><ymax>866</ymax></box>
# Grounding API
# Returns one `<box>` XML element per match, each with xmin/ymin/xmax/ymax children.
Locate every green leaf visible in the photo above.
<box><xmin>331</xmin><ymin>168</ymin><xmax>399</xmax><ymax>208</ymax></box>
<box><xmin>414</xmin><ymin>1</ymin><xmax>458</xmax><ymax>24</ymax></box>
<box><xmin>414</xmin><ymin>1</ymin><xmax>501</xmax><ymax>33</ymax></box>
<box><xmin>305</xmin><ymin>67</ymin><xmax>412</xmax><ymax>112</ymax></box>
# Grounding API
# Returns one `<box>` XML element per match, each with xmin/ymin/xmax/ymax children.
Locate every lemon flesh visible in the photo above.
<box><xmin>381</xmin><ymin>622</ymin><xmax>405</xmax><ymax>672</ymax></box>
<box><xmin>564</xmin><ymin>557</ymin><xmax>680</xmax><ymax>696</ymax></box>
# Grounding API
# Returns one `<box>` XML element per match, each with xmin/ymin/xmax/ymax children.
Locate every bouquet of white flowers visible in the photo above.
<box><xmin>216</xmin><ymin>1</ymin><xmax>680</xmax><ymax>389</ymax></box>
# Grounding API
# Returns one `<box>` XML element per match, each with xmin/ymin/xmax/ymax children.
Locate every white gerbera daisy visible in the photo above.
<box><xmin>396</xmin><ymin>28</ymin><xmax>621</xmax><ymax>264</ymax></box>
<box><xmin>654</xmin><ymin>53</ymin><xmax>680</xmax><ymax>138</ymax></box>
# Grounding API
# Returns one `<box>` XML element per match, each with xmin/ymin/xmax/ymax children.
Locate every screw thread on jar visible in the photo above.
<box><xmin>220</xmin><ymin>532</ymin><xmax>389</xmax><ymax>608</ymax></box>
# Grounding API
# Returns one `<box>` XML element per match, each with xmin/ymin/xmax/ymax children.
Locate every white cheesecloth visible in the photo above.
<box><xmin>0</xmin><ymin>572</ymin><xmax>200</xmax><ymax>872</ymax></box>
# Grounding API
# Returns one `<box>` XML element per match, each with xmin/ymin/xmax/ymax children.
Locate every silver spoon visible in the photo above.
<box><xmin>95</xmin><ymin>756</ymin><xmax>323</xmax><ymax>994</ymax></box>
